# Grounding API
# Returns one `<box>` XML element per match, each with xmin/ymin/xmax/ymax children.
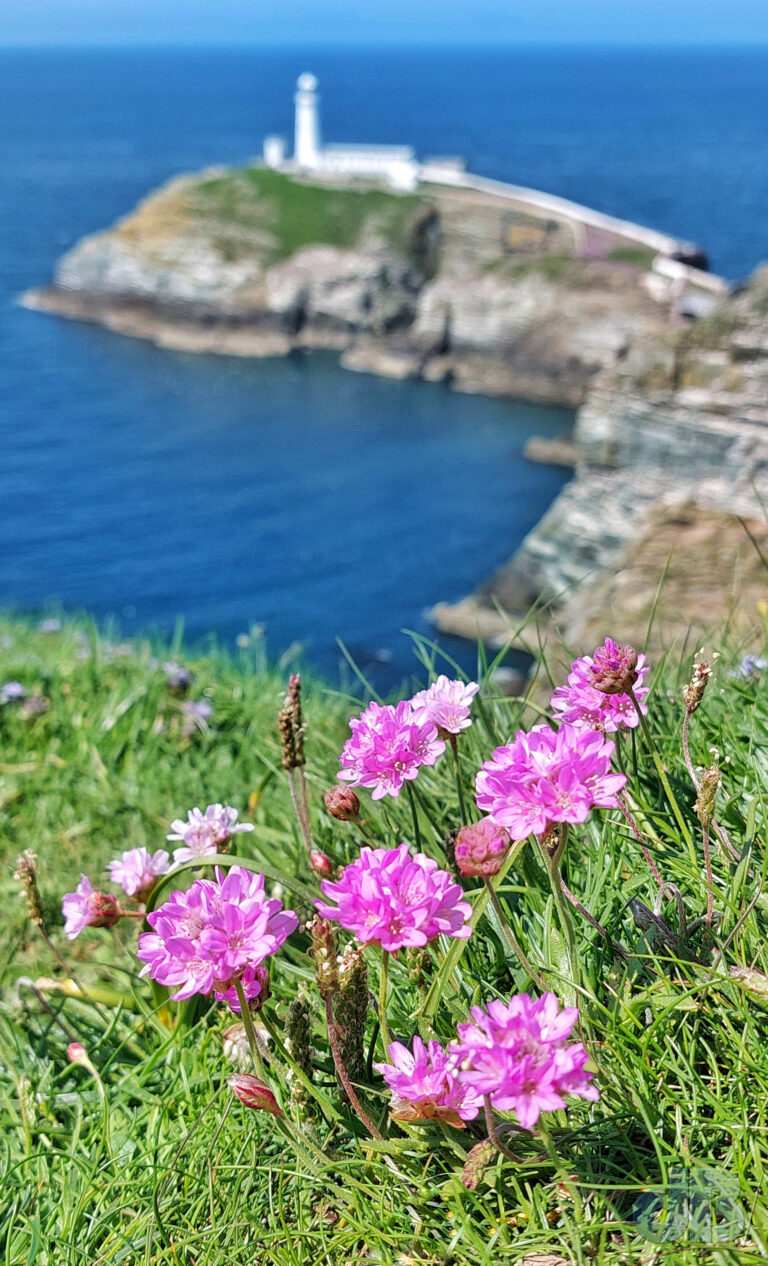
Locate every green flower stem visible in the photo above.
<box><xmin>629</xmin><ymin>686</ymin><xmax>695</xmax><ymax>860</ymax></box>
<box><xmin>234</xmin><ymin>978</ymin><xmax>267</xmax><ymax>1079</ymax></box>
<box><xmin>535</xmin><ymin>832</ymin><xmax>580</xmax><ymax>993</ymax></box>
<box><xmin>379</xmin><ymin>950</ymin><xmax>393</xmax><ymax>1057</ymax></box>
<box><xmin>483</xmin><ymin>877</ymin><xmax>546</xmax><ymax>990</ymax></box>
<box><xmin>258</xmin><ymin>1010</ymin><xmax>342</xmax><ymax>1123</ymax></box>
<box><xmin>405</xmin><ymin>782</ymin><xmax>422</xmax><ymax>851</ymax></box>
<box><xmin>449</xmin><ymin>734</ymin><xmax>468</xmax><ymax>826</ymax></box>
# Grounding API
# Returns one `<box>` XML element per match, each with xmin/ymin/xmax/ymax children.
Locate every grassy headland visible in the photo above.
<box><xmin>2</xmin><ymin>615</ymin><xmax>768</xmax><ymax>1264</ymax></box>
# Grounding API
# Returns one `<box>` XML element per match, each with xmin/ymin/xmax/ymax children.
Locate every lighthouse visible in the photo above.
<box><xmin>294</xmin><ymin>73</ymin><xmax>321</xmax><ymax>169</ymax></box>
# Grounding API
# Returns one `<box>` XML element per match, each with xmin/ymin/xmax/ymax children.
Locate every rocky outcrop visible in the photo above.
<box><xmin>23</xmin><ymin>166</ymin><xmax>715</xmax><ymax>409</ymax></box>
<box><xmin>433</xmin><ymin>268</ymin><xmax>768</xmax><ymax>657</ymax></box>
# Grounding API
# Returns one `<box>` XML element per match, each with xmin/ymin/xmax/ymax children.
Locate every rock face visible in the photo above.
<box><xmin>23</xmin><ymin>166</ymin><xmax>712</xmax><ymax>409</ymax></box>
<box><xmin>433</xmin><ymin>268</ymin><xmax>768</xmax><ymax>657</ymax></box>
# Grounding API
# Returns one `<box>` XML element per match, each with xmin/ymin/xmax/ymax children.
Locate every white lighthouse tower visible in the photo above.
<box><xmin>294</xmin><ymin>73</ymin><xmax>321</xmax><ymax>170</ymax></box>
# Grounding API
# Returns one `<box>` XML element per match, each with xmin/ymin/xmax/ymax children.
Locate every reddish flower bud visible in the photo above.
<box><xmin>228</xmin><ymin>1073</ymin><xmax>282</xmax><ymax>1115</ymax></box>
<box><xmin>310</xmin><ymin>850</ymin><xmax>333</xmax><ymax>877</ymax></box>
<box><xmin>324</xmin><ymin>786</ymin><xmax>360</xmax><ymax>821</ymax></box>
<box><xmin>67</xmin><ymin>1042</ymin><xmax>89</xmax><ymax>1065</ymax></box>
<box><xmin>454</xmin><ymin>818</ymin><xmax>510</xmax><ymax>878</ymax></box>
<box><xmin>587</xmin><ymin>638</ymin><xmax>639</xmax><ymax>696</ymax></box>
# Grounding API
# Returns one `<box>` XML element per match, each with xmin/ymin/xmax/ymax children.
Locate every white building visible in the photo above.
<box><xmin>264</xmin><ymin>73</ymin><xmax>465</xmax><ymax>191</ymax></box>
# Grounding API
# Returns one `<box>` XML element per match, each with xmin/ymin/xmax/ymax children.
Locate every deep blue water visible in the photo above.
<box><xmin>1</xmin><ymin>47</ymin><xmax>767</xmax><ymax>683</ymax></box>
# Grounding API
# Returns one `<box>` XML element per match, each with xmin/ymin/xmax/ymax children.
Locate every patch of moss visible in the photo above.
<box><xmin>186</xmin><ymin>167</ymin><xmax>431</xmax><ymax>266</ymax></box>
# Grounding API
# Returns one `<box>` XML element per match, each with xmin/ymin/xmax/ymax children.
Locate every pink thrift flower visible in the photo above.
<box><xmin>374</xmin><ymin>1036</ymin><xmax>482</xmax><ymax>1127</ymax></box>
<box><xmin>315</xmin><ymin>843</ymin><xmax>471</xmax><ymax>952</ymax></box>
<box><xmin>167</xmin><ymin>804</ymin><xmax>254</xmax><ymax>864</ymax></box>
<box><xmin>409</xmin><ymin>676</ymin><xmax>479</xmax><ymax>737</ymax></box>
<box><xmin>551</xmin><ymin>639</ymin><xmax>649</xmax><ymax>732</ymax></box>
<box><xmin>475</xmin><ymin>723</ymin><xmax>626</xmax><ymax>841</ymax></box>
<box><xmin>62</xmin><ymin>876</ymin><xmax>121</xmax><ymax>940</ymax></box>
<box><xmin>338</xmin><ymin>701</ymin><xmax>445</xmax><ymax>800</ymax></box>
<box><xmin>137</xmin><ymin>866</ymin><xmax>297</xmax><ymax>1001</ymax></box>
<box><xmin>108</xmin><ymin>847</ymin><xmax>170</xmax><ymax>901</ymax></box>
<box><xmin>454</xmin><ymin>818</ymin><xmax>510</xmax><ymax>878</ymax></box>
<box><xmin>452</xmin><ymin>992</ymin><xmax>599</xmax><ymax>1129</ymax></box>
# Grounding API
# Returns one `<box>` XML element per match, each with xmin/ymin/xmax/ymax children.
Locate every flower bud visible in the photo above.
<box><xmin>67</xmin><ymin>1042</ymin><xmax>89</xmax><ymax>1065</ymax></box>
<box><xmin>228</xmin><ymin>1073</ymin><xmax>282</xmax><ymax>1115</ymax></box>
<box><xmin>310</xmin><ymin>850</ymin><xmax>334</xmax><ymax>877</ymax></box>
<box><xmin>89</xmin><ymin>891</ymin><xmax>122</xmax><ymax>930</ymax></box>
<box><xmin>324</xmin><ymin>786</ymin><xmax>359</xmax><ymax>821</ymax></box>
<box><xmin>684</xmin><ymin>661</ymin><xmax>711</xmax><ymax>714</ymax></box>
<box><xmin>454</xmin><ymin>818</ymin><xmax>510</xmax><ymax>878</ymax></box>
<box><xmin>588</xmin><ymin>639</ymin><xmax>639</xmax><ymax>696</ymax></box>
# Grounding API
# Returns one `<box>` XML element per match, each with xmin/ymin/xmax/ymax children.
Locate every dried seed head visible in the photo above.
<box><xmin>461</xmin><ymin>1138</ymin><xmax>497</xmax><ymax>1190</ymax></box>
<box><xmin>277</xmin><ymin>673</ymin><xmax>305</xmax><ymax>769</ymax></box>
<box><xmin>14</xmin><ymin>850</ymin><xmax>46</xmax><ymax>932</ymax></box>
<box><xmin>694</xmin><ymin>764</ymin><xmax>720</xmax><ymax>829</ymax></box>
<box><xmin>310</xmin><ymin>915</ymin><xmax>339</xmax><ymax>1000</ymax></box>
<box><xmin>684</xmin><ymin>661</ymin><xmax>711</xmax><ymax>714</ymax></box>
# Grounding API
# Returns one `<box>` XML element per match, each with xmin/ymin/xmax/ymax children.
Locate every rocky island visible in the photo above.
<box><xmin>23</xmin><ymin>161</ymin><xmax>767</xmax><ymax>657</ymax></box>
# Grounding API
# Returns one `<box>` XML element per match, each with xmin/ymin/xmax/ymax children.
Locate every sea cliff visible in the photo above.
<box><xmin>26</xmin><ymin>164</ymin><xmax>762</xmax><ymax>656</ymax></box>
<box><xmin>22</xmin><ymin>166</ymin><xmax>716</xmax><ymax>409</ymax></box>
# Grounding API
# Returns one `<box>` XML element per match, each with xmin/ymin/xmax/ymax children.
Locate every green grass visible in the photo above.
<box><xmin>608</xmin><ymin>245</ymin><xmax>657</xmax><ymax>270</ymax></box>
<box><xmin>187</xmin><ymin>167</ymin><xmax>430</xmax><ymax>265</ymax></box>
<box><xmin>2</xmin><ymin>614</ymin><xmax>768</xmax><ymax>1264</ymax></box>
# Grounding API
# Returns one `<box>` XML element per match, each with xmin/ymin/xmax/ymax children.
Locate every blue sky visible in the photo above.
<box><xmin>3</xmin><ymin>0</ymin><xmax>768</xmax><ymax>47</ymax></box>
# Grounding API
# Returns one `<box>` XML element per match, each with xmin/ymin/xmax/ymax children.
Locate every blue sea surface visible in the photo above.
<box><xmin>1</xmin><ymin>47</ymin><xmax>767</xmax><ymax>683</ymax></box>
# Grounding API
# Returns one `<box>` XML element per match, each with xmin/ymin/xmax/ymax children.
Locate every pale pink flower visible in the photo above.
<box><xmin>452</xmin><ymin>992</ymin><xmax>599</xmax><ymax>1129</ymax></box>
<box><xmin>108</xmin><ymin>847</ymin><xmax>170</xmax><ymax>901</ymax></box>
<box><xmin>374</xmin><ymin>1036</ymin><xmax>482</xmax><ymax>1126</ymax></box>
<box><xmin>409</xmin><ymin>676</ymin><xmax>479</xmax><ymax>737</ymax></box>
<box><xmin>167</xmin><ymin>804</ymin><xmax>254</xmax><ymax>864</ymax></box>
<box><xmin>551</xmin><ymin>639</ymin><xmax>649</xmax><ymax>732</ymax></box>
<box><xmin>338</xmin><ymin>701</ymin><xmax>445</xmax><ymax>800</ymax></box>
<box><xmin>62</xmin><ymin>875</ymin><xmax>121</xmax><ymax>940</ymax></box>
<box><xmin>475</xmin><ymin>723</ymin><xmax>626</xmax><ymax>840</ymax></box>
<box><xmin>137</xmin><ymin>866</ymin><xmax>297</xmax><ymax>1001</ymax></box>
<box><xmin>454</xmin><ymin>818</ymin><xmax>510</xmax><ymax>878</ymax></box>
<box><xmin>315</xmin><ymin>843</ymin><xmax>471</xmax><ymax>952</ymax></box>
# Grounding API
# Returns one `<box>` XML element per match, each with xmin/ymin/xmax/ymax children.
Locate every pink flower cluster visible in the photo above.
<box><xmin>167</xmin><ymin>804</ymin><xmax>254</xmax><ymax>863</ymax></box>
<box><xmin>410</xmin><ymin>675</ymin><xmax>479</xmax><ymax>737</ymax></box>
<box><xmin>475</xmin><ymin>723</ymin><xmax>626</xmax><ymax>840</ymax></box>
<box><xmin>376</xmin><ymin>993</ymin><xmax>597</xmax><ymax>1130</ymax></box>
<box><xmin>137</xmin><ymin>866</ymin><xmax>297</xmax><ymax>1002</ymax></box>
<box><xmin>338</xmin><ymin>701</ymin><xmax>445</xmax><ymax>800</ymax></box>
<box><xmin>551</xmin><ymin>638</ymin><xmax>649</xmax><ymax>732</ymax></box>
<box><xmin>452</xmin><ymin>992</ymin><xmax>599</xmax><ymax>1128</ymax></box>
<box><xmin>315</xmin><ymin>843</ymin><xmax>472</xmax><ymax>951</ymax></box>
<box><xmin>374</xmin><ymin>1036</ymin><xmax>482</xmax><ymax>1126</ymax></box>
<box><xmin>108</xmin><ymin>847</ymin><xmax>170</xmax><ymax>901</ymax></box>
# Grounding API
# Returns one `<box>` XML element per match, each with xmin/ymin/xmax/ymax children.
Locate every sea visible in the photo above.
<box><xmin>1</xmin><ymin>46</ymin><xmax>767</xmax><ymax>687</ymax></box>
